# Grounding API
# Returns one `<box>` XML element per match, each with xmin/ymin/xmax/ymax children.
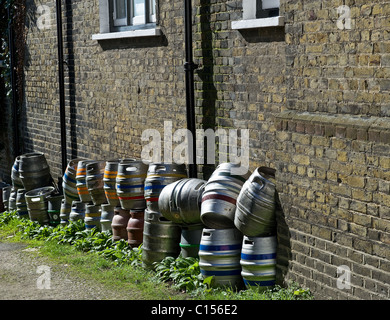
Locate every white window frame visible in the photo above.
<box><xmin>93</xmin><ymin>0</ymin><xmax>161</xmax><ymax>40</ymax></box>
<box><xmin>232</xmin><ymin>0</ymin><xmax>284</xmax><ymax>30</ymax></box>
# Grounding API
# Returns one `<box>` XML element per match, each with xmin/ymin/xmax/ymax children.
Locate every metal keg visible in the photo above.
<box><xmin>111</xmin><ymin>207</ymin><xmax>130</xmax><ymax>241</ymax></box>
<box><xmin>240</xmin><ymin>235</ymin><xmax>277</xmax><ymax>289</ymax></box>
<box><xmin>158</xmin><ymin>178</ymin><xmax>206</xmax><ymax>225</ymax></box>
<box><xmin>144</xmin><ymin>163</ymin><xmax>187</xmax><ymax>212</ymax></box>
<box><xmin>86</xmin><ymin>161</ymin><xmax>107</xmax><ymax>205</ymax></box>
<box><xmin>180</xmin><ymin>224</ymin><xmax>204</xmax><ymax>258</ymax></box>
<box><xmin>47</xmin><ymin>194</ymin><xmax>63</xmax><ymax>226</ymax></box>
<box><xmin>2</xmin><ymin>185</ymin><xmax>11</xmax><ymax>212</ymax></box>
<box><xmin>16</xmin><ymin>189</ymin><xmax>28</xmax><ymax>218</ymax></box>
<box><xmin>234</xmin><ymin>167</ymin><xmax>276</xmax><ymax>237</ymax></box>
<box><xmin>116</xmin><ymin>159</ymin><xmax>148</xmax><ymax>210</ymax></box>
<box><xmin>8</xmin><ymin>187</ymin><xmax>17</xmax><ymax>211</ymax></box>
<box><xmin>11</xmin><ymin>156</ymin><xmax>23</xmax><ymax>190</ymax></box>
<box><xmin>201</xmin><ymin>163</ymin><xmax>251</xmax><ymax>229</ymax></box>
<box><xmin>25</xmin><ymin>186</ymin><xmax>55</xmax><ymax>225</ymax></box>
<box><xmin>0</xmin><ymin>183</ymin><xmax>8</xmax><ymax>213</ymax></box>
<box><xmin>76</xmin><ymin>160</ymin><xmax>95</xmax><ymax>203</ymax></box>
<box><xmin>142</xmin><ymin>209</ymin><xmax>181</xmax><ymax>269</ymax></box>
<box><xmin>60</xmin><ymin>199</ymin><xmax>71</xmax><ymax>225</ymax></box>
<box><xmin>18</xmin><ymin>152</ymin><xmax>53</xmax><ymax>191</ymax></box>
<box><xmin>62</xmin><ymin>158</ymin><xmax>85</xmax><ymax>205</ymax></box>
<box><xmin>69</xmin><ymin>200</ymin><xmax>86</xmax><ymax>222</ymax></box>
<box><xmin>85</xmin><ymin>203</ymin><xmax>101</xmax><ymax>231</ymax></box>
<box><xmin>127</xmin><ymin>209</ymin><xmax>144</xmax><ymax>248</ymax></box>
<box><xmin>101</xmin><ymin>203</ymin><xmax>115</xmax><ymax>232</ymax></box>
<box><xmin>103</xmin><ymin>160</ymin><xmax>120</xmax><ymax>207</ymax></box>
<box><xmin>198</xmin><ymin>228</ymin><xmax>243</xmax><ymax>288</ymax></box>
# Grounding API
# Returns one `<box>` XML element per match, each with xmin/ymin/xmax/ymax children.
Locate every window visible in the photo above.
<box><xmin>112</xmin><ymin>0</ymin><xmax>156</xmax><ymax>30</ymax></box>
<box><xmin>232</xmin><ymin>0</ymin><xmax>284</xmax><ymax>30</ymax></box>
<box><xmin>93</xmin><ymin>0</ymin><xmax>160</xmax><ymax>40</ymax></box>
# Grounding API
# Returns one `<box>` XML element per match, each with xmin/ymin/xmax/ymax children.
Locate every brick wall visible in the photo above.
<box><xmin>275</xmin><ymin>0</ymin><xmax>390</xmax><ymax>299</ymax></box>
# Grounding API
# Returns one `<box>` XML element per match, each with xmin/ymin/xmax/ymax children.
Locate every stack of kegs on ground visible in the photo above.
<box><xmin>159</xmin><ymin>163</ymin><xmax>278</xmax><ymax>290</ymax></box>
<box><xmin>5</xmin><ymin>153</ymin><xmax>61</xmax><ymax>226</ymax></box>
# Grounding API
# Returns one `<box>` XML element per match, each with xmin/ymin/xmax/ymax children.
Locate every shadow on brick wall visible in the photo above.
<box><xmin>275</xmin><ymin>190</ymin><xmax>292</xmax><ymax>286</ymax></box>
<box><xmin>239</xmin><ymin>26</ymin><xmax>285</xmax><ymax>43</ymax></box>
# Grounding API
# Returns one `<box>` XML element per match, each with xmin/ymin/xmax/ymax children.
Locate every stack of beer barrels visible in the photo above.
<box><xmin>158</xmin><ymin>163</ymin><xmax>278</xmax><ymax>290</ymax></box>
<box><xmin>1</xmin><ymin>153</ymin><xmax>61</xmax><ymax>225</ymax></box>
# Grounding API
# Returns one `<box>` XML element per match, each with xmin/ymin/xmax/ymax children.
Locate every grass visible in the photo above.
<box><xmin>0</xmin><ymin>211</ymin><xmax>313</xmax><ymax>300</ymax></box>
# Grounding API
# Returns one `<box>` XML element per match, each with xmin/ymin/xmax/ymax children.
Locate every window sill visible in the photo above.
<box><xmin>92</xmin><ymin>27</ymin><xmax>161</xmax><ymax>41</ymax></box>
<box><xmin>231</xmin><ymin>16</ymin><xmax>284</xmax><ymax>30</ymax></box>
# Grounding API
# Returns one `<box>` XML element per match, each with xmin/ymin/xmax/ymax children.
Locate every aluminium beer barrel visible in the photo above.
<box><xmin>16</xmin><ymin>189</ymin><xmax>28</xmax><ymax>218</ymax></box>
<box><xmin>60</xmin><ymin>199</ymin><xmax>71</xmax><ymax>225</ymax></box>
<box><xmin>76</xmin><ymin>160</ymin><xmax>95</xmax><ymax>203</ymax></box>
<box><xmin>69</xmin><ymin>200</ymin><xmax>86</xmax><ymax>222</ymax></box>
<box><xmin>234</xmin><ymin>167</ymin><xmax>276</xmax><ymax>236</ymax></box>
<box><xmin>240</xmin><ymin>235</ymin><xmax>277</xmax><ymax>289</ymax></box>
<box><xmin>158</xmin><ymin>178</ymin><xmax>206</xmax><ymax>225</ymax></box>
<box><xmin>142</xmin><ymin>209</ymin><xmax>181</xmax><ymax>269</ymax></box>
<box><xmin>8</xmin><ymin>187</ymin><xmax>17</xmax><ymax>212</ymax></box>
<box><xmin>85</xmin><ymin>203</ymin><xmax>101</xmax><ymax>231</ymax></box>
<box><xmin>18</xmin><ymin>152</ymin><xmax>53</xmax><ymax>191</ymax></box>
<box><xmin>25</xmin><ymin>186</ymin><xmax>55</xmax><ymax>225</ymax></box>
<box><xmin>47</xmin><ymin>194</ymin><xmax>63</xmax><ymax>226</ymax></box>
<box><xmin>198</xmin><ymin>227</ymin><xmax>243</xmax><ymax>288</ymax></box>
<box><xmin>100</xmin><ymin>203</ymin><xmax>115</xmax><ymax>232</ymax></box>
<box><xmin>62</xmin><ymin>158</ymin><xmax>85</xmax><ymax>205</ymax></box>
<box><xmin>86</xmin><ymin>161</ymin><xmax>107</xmax><ymax>206</ymax></box>
<box><xmin>180</xmin><ymin>224</ymin><xmax>204</xmax><ymax>258</ymax></box>
<box><xmin>2</xmin><ymin>185</ymin><xmax>11</xmax><ymax>212</ymax></box>
<box><xmin>116</xmin><ymin>159</ymin><xmax>148</xmax><ymax>210</ymax></box>
<box><xmin>11</xmin><ymin>156</ymin><xmax>23</xmax><ymax>191</ymax></box>
<box><xmin>200</xmin><ymin>163</ymin><xmax>251</xmax><ymax>229</ymax></box>
<box><xmin>144</xmin><ymin>163</ymin><xmax>187</xmax><ymax>213</ymax></box>
<box><xmin>103</xmin><ymin>160</ymin><xmax>121</xmax><ymax>207</ymax></box>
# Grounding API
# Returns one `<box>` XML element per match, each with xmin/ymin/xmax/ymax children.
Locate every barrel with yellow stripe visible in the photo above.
<box><xmin>199</xmin><ymin>228</ymin><xmax>243</xmax><ymax>288</ymax></box>
<box><xmin>240</xmin><ymin>235</ymin><xmax>277</xmax><ymax>289</ymax></box>
<box><xmin>76</xmin><ymin>160</ymin><xmax>95</xmax><ymax>203</ymax></box>
<box><xmin>103</xmin><ymin>160</ymin><xmax>121</xmax><ymax>207</ymax></box>
<box><xmin>116</xmin><ymin>159</ymin><xmax>148</xmax><ymax>210</ymax></box>
<box><xmin>62</xmin><ymin>158</ymin><xmax>85</xmax><ymax>205</ymax></box>
<box><xmin>85</xmin><ymin>203</ymin><xmax>101</xmax><ymax>231</ymax></box>
<box><xmin>144</xmin><ymin>163</ymin><xmax>187</xmax><ymax>213</ymax></box>
<box><xmin>201</xmin><ymin>163</ymin><xmax>251</xmax><ymax>229</ymax></box>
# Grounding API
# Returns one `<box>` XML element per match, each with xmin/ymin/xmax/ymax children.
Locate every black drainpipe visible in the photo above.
<box><xmin>8</xmin><ymin>6</ymin><xmax>20</xmax><ymax>159</ymax></box>
<box><xmin>184</xmin><ymin>0</ymin><xmax>198</xmax><ymax>178</ymax></box>
<box><xmin>56</xmin><ymin>0</ymin><xmax>67</xmax><ymax>174</ymax></box>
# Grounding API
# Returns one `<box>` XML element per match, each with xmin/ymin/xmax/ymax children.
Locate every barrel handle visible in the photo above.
<box><xmin>252</xmin><ymin>175</ymin><xmax>265</xmax><ymax>190</ymax></box>
<box><xmin>155</xmin><ymin>165</ymin><xmax>167</xmax><ymax>172</ymax></box>
<box><xmin>126</xmin><ymin>166</ymin><xmax>137</xmax><ymax>172</ymax></box>
<box><xmin>31</xmin><ymin>197</ymin><xmax>41</xmax><ymax>203</ymax></box>
<box><xmin>202</xmin><ymin>231</ymin><xmax>211</xmax><ymax>237</ymax></box>
<box><xmin>244</xmin><ymin>239</ymin><xmax>254</xmax><ymax>245</ymax></box>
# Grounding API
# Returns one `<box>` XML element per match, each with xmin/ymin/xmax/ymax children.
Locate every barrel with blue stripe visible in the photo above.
<box><xmin>16</xmin><ymin>189</ymin><xmax>29</xmax><ymax>218</ymax></box>
<box><xmin>11</xmin><ymin>156</ymin><xmax>24</xmax><ymax>191</ymax></box>
<box><xmin>86</xmin><ymin>161</ymin><xmax>107</xmax><ymax>205</ymax></box>
<box><xmin>144</xmin><ymin>163</ymin><xmax>187</xmax><ymax>212</ymax></box>
<box><xmin>240</xmin><ymin>235</ymin><xmax>277</xmax><ymax>289</ymax></box>
<box><xmin>198</xmin><ymin>228</ymin><xmax>243</xmax><ymax>288</ymax></box>
<box><xmin>85</xmin><ymin>203</ymin><xmax>101</xmax><ymax>231</ymax></box>
<box><xmin>201</xmin><ymin>163</ymin><xmax>251</xmax><ymax>229</ymax></box>
<box><xmin>116</xmin><ymin>159</ymin><xmax>148</xmax><ymax>210</ymax></box>
<box><xmin>62</xmin><ymin>158</ymin><xmax>85</xmax><ymax>205</ymax></box>
<box><xmin>76</xmin><ymin>160</ymin><xmax>95</xmax><ymax>203</ymax></box>
<box><xmin>103</xmin><ymin>160</ymin><xmax>121</xmax><ymax>207</ymax></box>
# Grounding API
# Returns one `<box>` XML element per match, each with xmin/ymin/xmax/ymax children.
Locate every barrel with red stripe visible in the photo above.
<box><xmin>200</xmin><ymin>163</ymin><xmax>251</xmax><ymax>229</ymax></box>
<box><xmin>76</xmin><ymin>160</ymin><xmax>95</xmax><ymax>203</ymax></box>
<box><xmin>62</xmin><ymin>158</ymin><xmax>85</xmax><ymax>205</ymax></box>
<box><xmin>144</xmin><ymin>163</ymin><xmax>187</xmax><ymax>213</ymax></box>
<box><xmin>240</xmin><ymin>235</ymin><xmax>277</xmax><ymax>289</ymax></box>
<box><xmin>116</xmin><ymin>159</ymin><xmax>148</xmax><ymax>210</ymax></box>
<box><xmin>198</xmin><ymin>228</ymin><xmax>243</xmax><ymax>288</ymax></box>
<box><xmin>103</xmin><ymin>160</ymin><xmax>121</xmax><ymax>207</ymax></box>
